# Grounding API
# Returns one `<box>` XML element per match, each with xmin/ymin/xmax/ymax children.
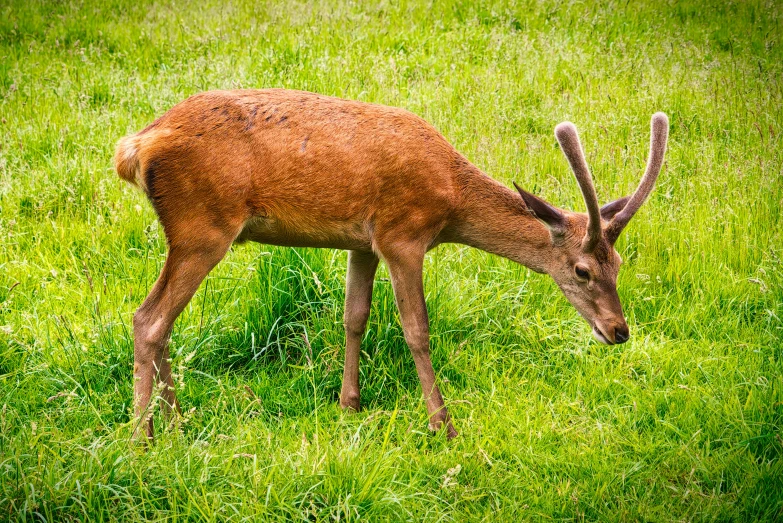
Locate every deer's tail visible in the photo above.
<box><xmin>114</xmin><ymin>134</ymin><xmax>148</xmax><ymax>193</ymax></box>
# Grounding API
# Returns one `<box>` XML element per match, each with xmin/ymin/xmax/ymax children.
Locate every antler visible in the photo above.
<box><xmin>554</xmin><ymin>122</ymin><xmax>602</xmax><ymax>252</ymax></box>
<box><xmin>605</xmin><ymin>113</ymin><xmax>669</xmax><ymax>244</ymax></box>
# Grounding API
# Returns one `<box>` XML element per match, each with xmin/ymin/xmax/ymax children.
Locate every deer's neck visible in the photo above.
<box><xmin>445</xmin><ymin>166</ymin><xmax>553</xmax><ymax>273</ymax></box>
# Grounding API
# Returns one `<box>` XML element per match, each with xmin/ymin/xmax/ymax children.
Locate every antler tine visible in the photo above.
<box><xmin>605</xmin><ymin>112</ymin><xmax>669</xmax><ymax>244</ymax></box>
<box><xmin>554</xmin><ymin>121</ymin><xmax>602</xmax><ymax>252</ymax></box>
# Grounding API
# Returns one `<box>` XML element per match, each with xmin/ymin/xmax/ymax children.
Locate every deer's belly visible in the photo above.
<box><xmin>235</xmin><ymin>215</ymin><xmax>373</xmax><ymax>251</ymax></box>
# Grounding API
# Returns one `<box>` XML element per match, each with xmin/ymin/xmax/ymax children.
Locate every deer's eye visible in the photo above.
<box><xmin>575</xmin><ymin>266</ymin><xmax>590</xmax><ymax>281</ymax></box>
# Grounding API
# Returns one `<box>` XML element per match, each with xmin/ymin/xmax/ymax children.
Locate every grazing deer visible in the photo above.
<box><xmin>115</xmin><ymin>89</ymin><xmax>668</xmax><ymax>440</ymax></box>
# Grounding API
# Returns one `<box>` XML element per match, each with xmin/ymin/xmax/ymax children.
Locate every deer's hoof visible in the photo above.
<box><xmin>339</xmin><ymin>395</ymin><xmax>361</xmax><ymax>412</ymax></box>
<box><xmin>428</xmin><ymin>419</ymin><xmax>458</xmax><ymax>439</ymax></box>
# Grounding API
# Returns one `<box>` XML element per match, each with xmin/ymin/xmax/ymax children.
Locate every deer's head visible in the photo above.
<box><xmin>514</xmin><ymin>113</ymin><xmax>669</xmax><ymax>344</ymax></box>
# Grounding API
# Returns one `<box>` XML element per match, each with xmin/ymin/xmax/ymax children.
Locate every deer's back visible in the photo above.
<box><xmin>133</xmin><ymin>89</ymin><xmax>463</xmax><ymax>250</ymax></box>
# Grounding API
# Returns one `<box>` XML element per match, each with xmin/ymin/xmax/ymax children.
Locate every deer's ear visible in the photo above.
<box><xmin>513</xmin><ymin>182</ymin><xmax>565</xmax><ymax>230</ymax></box>
<box><xmin>600</xmin><ymin>197</ymin><xmax>630</xmax><ymax>221</ymax></box>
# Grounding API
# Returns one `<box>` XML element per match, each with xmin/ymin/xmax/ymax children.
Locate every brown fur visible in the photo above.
<box><xmin>115</xmin><ymin>89</ymin><xmax>667</xmax><ymax>441</ymax></box>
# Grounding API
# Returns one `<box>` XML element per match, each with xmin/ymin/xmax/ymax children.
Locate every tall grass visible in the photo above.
<box><xmin>1</xmin><ymin>0</ymin><xmax>781</xmax><ymax>520</ymax></box>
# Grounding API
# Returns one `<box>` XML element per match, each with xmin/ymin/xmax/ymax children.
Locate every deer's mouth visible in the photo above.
<box><xmin>591</xmin><ymin>326</ymin><xmax>613</xmax><ymax>345</ymax></box>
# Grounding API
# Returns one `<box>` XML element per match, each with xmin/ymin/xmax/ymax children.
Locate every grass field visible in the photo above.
<box><xmin>1</xmin><ymin>0</ymin><xmax>782</xmax><ymax>520</ymax></box>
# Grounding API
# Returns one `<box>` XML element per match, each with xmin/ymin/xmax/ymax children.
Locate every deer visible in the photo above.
<box><xmin>114</xmin><ymin>89</ymin><xmax>668</xmax><ymax>441</ymax></box>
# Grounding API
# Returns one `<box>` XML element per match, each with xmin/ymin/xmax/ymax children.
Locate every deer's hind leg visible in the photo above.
<box><xmin>132</xmin><ymin>223</ymin><xmax>237</xmax><ymax>442</ymax></box>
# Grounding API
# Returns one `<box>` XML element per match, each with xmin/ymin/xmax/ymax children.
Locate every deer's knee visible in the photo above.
<box><xmin>402</xmin><ymin>325</ymin><xmax>430</xmax><ymax>355</ymax></box>
<box><xmin>344</xmin><ymin>304</ymin><xmax>371</xmax><ymax>338</ymax></box>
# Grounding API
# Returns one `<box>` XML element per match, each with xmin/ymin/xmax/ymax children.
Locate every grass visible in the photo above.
<box><xmin>0</xmin><ymin>0</ymin><xmax>782</xmax><ymax>520</ymax></box>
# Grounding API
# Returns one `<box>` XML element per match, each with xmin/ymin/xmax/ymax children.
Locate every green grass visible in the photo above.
<box><xmin>1</xmin><ymin>0</ymin><xmax>782</xmax><ymax>520</ymax></box>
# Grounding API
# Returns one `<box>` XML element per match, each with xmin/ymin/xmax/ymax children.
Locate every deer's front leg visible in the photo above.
<box><xmin>340</xmin><ymin>250</ymin><xmax>379</xmax><ymax>411</ymax></box>
<box><xmin>384</xmin><ymin>249</ymin><xmax>457</xmax><ymax>439</ymax></box>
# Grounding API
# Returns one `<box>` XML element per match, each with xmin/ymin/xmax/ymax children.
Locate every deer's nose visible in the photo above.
<box><xmin>614</xmin><ymin>325</ymin><xmax>630</xmax><ymax>344</ymax></box>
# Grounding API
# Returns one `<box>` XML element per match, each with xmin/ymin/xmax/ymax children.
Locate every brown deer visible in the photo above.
<box><xmin>115</xmin><ymin>89</ymin><xmax>668</xmax><ymax>440</ymax></box>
